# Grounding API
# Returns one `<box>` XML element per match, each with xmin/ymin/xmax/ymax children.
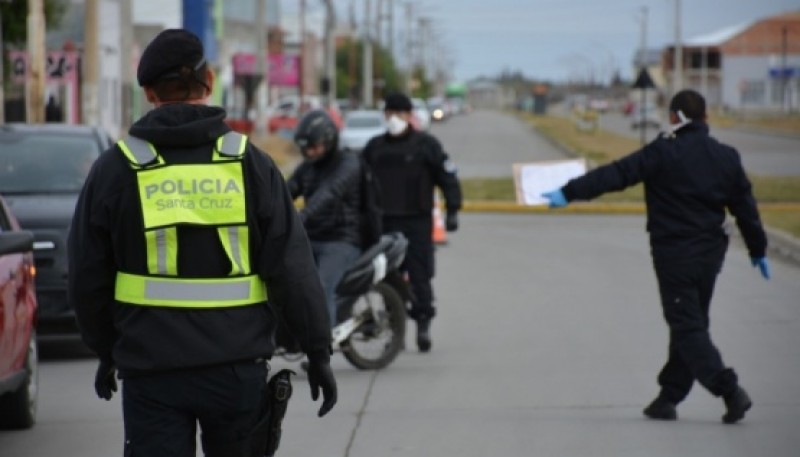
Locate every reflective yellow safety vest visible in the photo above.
<box><xmin>113</xmin><ymin>132</ymin><xmax>267</xmax><ymax>308</ymax></box>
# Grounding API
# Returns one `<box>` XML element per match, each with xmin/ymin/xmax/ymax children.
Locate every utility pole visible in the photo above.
<box><xmin>120</xmin><ymin>0</ymin><xmax>133</xmax><ymax>130</ymax></box>
<box><xmin>781</xmin><ymin>25</ymin><xmax>788</xmax><ymax>112</ymax></box>
<box><xmin>27</xmin><ymin>0</ymin><xmax>46</xmax><ymax>123</ymax></box>
<box><xmin>672</xmin><ymin>0</ymin><xmax>682</xmax><ymax>95</ymax></box>
<box><xmin>418</xmin><ymin>16</ymin><xmax>429</xmax><ymax>94</ymax></box>
<box><xmin>83</xmin><ymin>0</ymin><xmax>100</xmax><ymax>126</ymax></box>
<box><xmin>322</xmin><ymin>0</ymin><xmax>336</xmax><ymax>108</ymax></box>
<box><xmin>362</xmin><ymin>0</ymin><xmax>373</xmax><ymax>107</ymax></box>
<box><xmin>405</xmin><ymin>1</ymin><xmax>413</xmax><ymax>94</ymax></box>
<box><xmin>255</xmin><ymin>0</ymin><xmax>266</xmax><ymax>131</ymax></box>
<box><xmin>0</xmin><ymin>2</ymin><xmax>6</xmax><ymax>123</ymax></box>
<box><xmin>299</xmin><ymin>0</ymin><xmax>306</xmax><ymax>105</ymax></box>
<box><xmin>387</xmin><ymin>0</ymin><xmax>394</xmax><ymax>58</ymax></box>
<box><xmin>700</xmin><ymin>46</ymin><xmax>707</xmax><ymax>99</ymax></box>
<box><xmin>348</xmin><ymin>0</ymin><xmax>356</xmax><ymax>105</ymax></box>
<box><xmin>639</xmin><ymin>5</ymin><xmax>648</xmax><ymax>146</ymax></box>
<box><xmin>375</xmin><ymin>0</ymin><xmax>382</xmax><ymax>49</ymax></box>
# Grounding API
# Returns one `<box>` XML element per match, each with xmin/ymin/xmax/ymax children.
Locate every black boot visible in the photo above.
<box><xmin>722</xmin><ymin>387</ymin><xmax>752</xmax><ymax>424</ymax></box>
<box><xmin>643</xmin><ymin>396</ymin><xmax>677</xmax><ymax>420</ymax></box>
<box><xmin>416</xmin><ymin>318</ymin><xmax>432</xmax><ymax>352</ymax></box>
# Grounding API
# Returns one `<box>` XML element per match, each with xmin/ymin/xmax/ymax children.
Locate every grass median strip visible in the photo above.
<box><xmin>460</xmin><ymin>112</ymin><xmax>800</xmax><ymax>238</ymax></box>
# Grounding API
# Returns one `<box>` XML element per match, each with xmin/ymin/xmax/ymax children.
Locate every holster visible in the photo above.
<box><xmin>250</xmin><ymin>368</ymin><xmax>295</xmax><ymax>457</ymax></box>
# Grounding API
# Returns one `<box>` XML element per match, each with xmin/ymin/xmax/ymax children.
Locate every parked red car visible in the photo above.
<box><xmin>0</xmin><ymin>195</ymin><xmax>38</xmax><ymax>429</ymax></box>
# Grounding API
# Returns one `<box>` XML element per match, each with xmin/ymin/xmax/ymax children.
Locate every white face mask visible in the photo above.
<box><xmin>386</xmin><ymin>115</ymin><xmax>408</xmax><ymax>136</ymax></box>
<box><xmin>669</xmin><ymin>109</ymin><xmax>691</xmax><ymax>133</ymax></box>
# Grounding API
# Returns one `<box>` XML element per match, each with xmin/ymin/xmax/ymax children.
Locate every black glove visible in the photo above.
<box><xmin>445</xmin><ymin>211</ymin><xmax>459</xmax><ymax>232</ymax></box>
<box><xmin>94</xmin><ymin>358</ymin><xmax>117</xmax><ymax>400</ymax></box>
<box><xmin>306</xmin><ymin>355</ymin><xmax>337</xmax><ymax>417</ymax></box>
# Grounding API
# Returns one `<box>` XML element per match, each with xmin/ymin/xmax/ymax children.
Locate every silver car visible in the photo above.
<box><xmin>339</xmin><ymin>110</ymin><xmax>386</xmax><ymax>152</ymax></box>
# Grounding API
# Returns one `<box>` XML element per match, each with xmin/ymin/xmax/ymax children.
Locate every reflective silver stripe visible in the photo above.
<box><xmin>123</xmin><ymin>136</ymin><xmax>158</xmax><ymax>165</ymax></box>
<box><xmin>227</xmin><ymin>226</ymin><xmax>245</xmax><ymax>274</ymax></box>
<box><xmin>145</xmin><ymin>279</ymin><xmax>252</xmax><ymax>301</ymax></box>
<box><xmin>155</xmin><ymin>229</ymin><xmax>168</xmax><ymax>275</ymax></box>
<box><xmin>218</xmin><ymin>132</ymin><xmax>246</xmax><ymax>157</ymax></box>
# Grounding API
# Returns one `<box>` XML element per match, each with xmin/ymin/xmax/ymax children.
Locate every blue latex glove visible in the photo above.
<box><xmin>541</xmin><ymin>189</ymin><xmax>568</xmax><ymax>208</ymax></box>
<box><xmin>751</xmin><ymin>257</ymin><xmax>771</xmax><ymax>280</ymax></box>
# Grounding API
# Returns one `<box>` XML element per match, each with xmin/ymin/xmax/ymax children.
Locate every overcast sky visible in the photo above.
<box><xmin>141</xmin><ymin>0</ymin><xmax>798</xmax><ymax>83</ymax></box>
<box><xmin>300</xmin><ymin>0</ymin><xmax>798</xmax><ymax>83</ymax></box>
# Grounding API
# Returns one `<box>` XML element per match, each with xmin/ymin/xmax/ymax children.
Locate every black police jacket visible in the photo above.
<box><xmin>286</xmin><ymin>149</ymin><xmax>362</xmax><ymax>247</ymax></box>
<box><xmin>68</xmin><ymin>104</ymin><xmax>332</xmax><ymax>376</ymax></box>
<box><xmin>562</xmin><ymin>122</ymin><xmax>767</xmax><ymax>262</ymax></box>
<box><xmin>363</xmin><ymin>128</ymin><xmax>462</xmax><ymax>216</ymax></box>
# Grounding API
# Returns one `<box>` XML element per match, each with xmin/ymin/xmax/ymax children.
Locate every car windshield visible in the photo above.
<box><xmin>346</xmin><ymin>116</ymin><xmax>383</xmax><ymax>129</ymax></box>
<box><xmin>0</xmin><ymin>132</ymin><xmax>100</xmax><ymax>194</ymax></box>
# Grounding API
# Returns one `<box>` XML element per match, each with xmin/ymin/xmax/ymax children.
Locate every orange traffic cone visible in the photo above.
<box><xmin>432</xmin><ymin>194</ymin><xmax>448</xmax><ymax>245</ymax></box>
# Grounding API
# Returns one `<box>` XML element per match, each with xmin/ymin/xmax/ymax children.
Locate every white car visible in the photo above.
<box><xmin>339</xmin><ymin>110</ymin><xmax>386</xmax><ymax>151</ymax></box>
<box><xmin>411</xmin><ymin>98</ymin><xmax>431</xmax><ymax>131</ymax></box>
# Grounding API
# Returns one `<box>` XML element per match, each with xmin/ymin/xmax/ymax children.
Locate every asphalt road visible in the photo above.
<box><xmin>2</xmin><ymin>111</ymin><xmax>798</xmax><ymax>456</ymax></box>
<box><xmin>428</xmin><ymin>111</ymin><xmax>567</xmax><ymax>178</ymax></box>
<box><xmin>1</xmin><ymin>213</ymin><xmax>798</xmax><ymax>457</ymax></box>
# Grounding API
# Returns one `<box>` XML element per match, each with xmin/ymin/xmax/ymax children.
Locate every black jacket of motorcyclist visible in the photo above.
<box><xmin>68</xmin><ymin>104</ymin><xmax>332</xmax><ymax>378</ymax></box>
<box><xmin>363</xmin><ymin>124</ymin><xmax>462</xmax><ymax>217</ymax></box>
<box><xmin>561</xmin><ymin>115</ymin><xmax>767</xmax><ymax>263</ymax></box>
<box><xmin>287</xmin><ymin>110</ymin><xmax>362</xmax><ymax>248</ymax></box>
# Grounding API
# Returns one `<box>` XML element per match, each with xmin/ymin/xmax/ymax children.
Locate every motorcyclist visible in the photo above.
<box><xmin>287</xmin><ymin>110</ymin><xmax>363</xmax><ymax>328</ymax></box>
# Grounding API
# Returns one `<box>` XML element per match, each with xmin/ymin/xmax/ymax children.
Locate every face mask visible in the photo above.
<box><xmin>386</xmin><ymin>115</ymin><xmax>408</xmax><ymax>136</ymax></box>
<box><xmin>668</xmin><ymin>109</ymin><xmax>691</xmax><ymax>133</ymax></box>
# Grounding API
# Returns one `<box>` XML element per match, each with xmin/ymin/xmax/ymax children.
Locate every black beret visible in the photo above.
<box><xmin>137</xmin><ymin>29</ymin><xmax>206</xmax><ymax>87</ymax></box>
<box><xmin>383</xmin><ymin>92</ymin><xmax>413</xmax><ymax>112</ymax></box>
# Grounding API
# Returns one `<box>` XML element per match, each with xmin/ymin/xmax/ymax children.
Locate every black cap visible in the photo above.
<box><xmin>383</xmin><ymin>92</ymin><xmax>412</xmax><ymax>112</ymax></box>
<box><xmin>137</xmin><ymin>29</ymin><xmax>206</xmax><ymax>87</ymax></box>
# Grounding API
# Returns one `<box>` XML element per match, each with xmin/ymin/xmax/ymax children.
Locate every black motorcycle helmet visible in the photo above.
<box><xmin>294</xmin><ymin>109</ymin><xmax>338</xmax><ymax>161</ymax></box>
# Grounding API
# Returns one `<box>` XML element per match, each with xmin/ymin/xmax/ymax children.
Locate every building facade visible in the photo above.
<box><xmin>663</xmin><ymin>11</ymin><xmax>800</xmax><ymax>112</ymax></box>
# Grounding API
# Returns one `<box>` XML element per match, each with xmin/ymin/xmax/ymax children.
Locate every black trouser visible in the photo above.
<box><xmin>121</xmin><ymin>360</ymin><xmax>268</xmax><ymax>457</ymax></box>
<box><xmin>653</xmin><ymin>249</ymin><xmax>738</xmax><ymax>404</ymax></box>
<box><xmin>384</xmin><ymin>214</ymin><xmax>435</xmax><ymax>321</ymax></box>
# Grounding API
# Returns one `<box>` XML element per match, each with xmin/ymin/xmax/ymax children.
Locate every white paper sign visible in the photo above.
<box><xmin>513</xmin><ymin>159</ymin><xmax>588</xmax><ymax>206</ymax></box>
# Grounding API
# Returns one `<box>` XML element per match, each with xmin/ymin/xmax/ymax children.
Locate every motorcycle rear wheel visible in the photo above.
<box><xmin>341</xmin><ymin>282</ymin><xmax>406</xmax><ymax>370</ymax></box>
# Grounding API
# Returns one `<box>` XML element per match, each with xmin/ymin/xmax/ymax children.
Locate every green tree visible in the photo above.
<box><xmin>2</xmin><ymin>0</ymin><xmax>66</xmax><ymax>88</ymax></box>
<box><xmin>335</xmin><ymin>38</ymin><xmax>408</xmax><ymax>104</ymax></box>
<box><xmin>1</xmin><ymin>0</ymin><xmax>67</xmax><ymax>46</ymax></box>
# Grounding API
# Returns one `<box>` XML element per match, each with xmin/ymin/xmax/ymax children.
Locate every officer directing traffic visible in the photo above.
<box><xmin>68</xmin><ymin>29</ymin><xmax>336</xmax><ymax>457</ymax></box>
<box><xmin>541</xmin><ymin>89</ymin><xmax>769</xmax><ymax>424</ymax></box>
<box><xmin>363</xmin><ymin>92</ymin><xmax>462</xmax><ymax>352</ymax></box>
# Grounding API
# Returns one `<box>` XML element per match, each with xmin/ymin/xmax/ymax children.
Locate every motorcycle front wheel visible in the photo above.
<box><xmin>341</xmin><ymin>282</ymin><xmax>407</xmax><ymax>370</ymax></box>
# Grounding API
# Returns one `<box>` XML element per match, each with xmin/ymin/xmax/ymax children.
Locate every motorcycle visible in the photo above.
<box><xmin>275</xmin><ymin>232</ymin><xmax>411</xmax><ymax>370</ymax></box>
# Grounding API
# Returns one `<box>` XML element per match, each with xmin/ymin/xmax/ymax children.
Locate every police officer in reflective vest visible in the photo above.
<box><xmin>68</xmin><ymin>29</ymin><xmax>336</xmax><ymax>457</ymax></box>
<box><xmin>363</xmin><ymin>92</ymin><xmax>462</xmax><ymax>352</ymax></box>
